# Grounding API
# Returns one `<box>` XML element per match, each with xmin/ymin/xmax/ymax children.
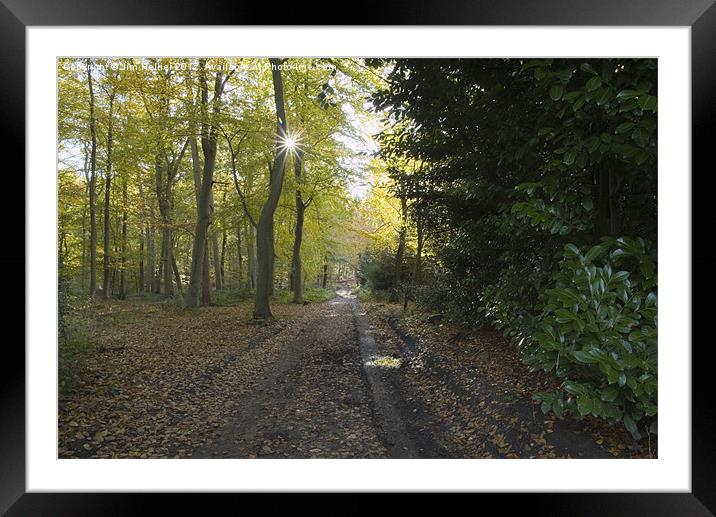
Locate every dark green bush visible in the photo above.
<box><xmin>525</xmin><ymin>237</ymin><xmax>657</xmax><ymax>438</ymax></box>
<box><xmin>357</xmin><ymin>249</ymin><xmax>399</xmax><ymax>292</ymax></box>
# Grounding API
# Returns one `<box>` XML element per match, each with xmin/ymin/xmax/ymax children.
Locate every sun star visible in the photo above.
<box><xmin>279</xmin><ymin>128</ymin><xmax>304</xmax><ymax>155</ymax></box>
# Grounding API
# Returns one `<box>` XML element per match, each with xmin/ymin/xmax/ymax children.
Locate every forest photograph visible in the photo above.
<box><xmin>57</xmin><ymin>57</ymin><xmax>658</xmax><ymax>460</ymax></box>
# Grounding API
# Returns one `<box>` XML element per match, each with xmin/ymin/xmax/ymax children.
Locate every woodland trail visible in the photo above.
<box><xmin>194</xmin><ymin>290</ymin><xmax>445</xmax><ymax>458</ymax></box>
<box><xmin>193</xmin><ymin>291</ymin><xmax>629</xmax><ymax>459</ymax></box>
<box><xmin>59</xmin><ymin>291</ymin><xmax>650</xmax><ymax>459</ymax></box>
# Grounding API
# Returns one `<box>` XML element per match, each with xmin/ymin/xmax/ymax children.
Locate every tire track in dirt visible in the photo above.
<box><xmin>192</xmin><ymin>295</ymin><xmax>391</xmax><ymax>458</ymax></box>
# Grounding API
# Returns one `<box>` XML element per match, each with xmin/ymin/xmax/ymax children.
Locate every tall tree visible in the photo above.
<box><xmin>186</xmin><ymin>61</ymin><xmax>230</xmax><ymax>308</ymax></box>
<box><xmin>391</xmin><ymin>191</ymin><xmax>408</xmax><ymax>302</ymax></box>
<box><xmin>290</xmin><ymin>149</ymin><xmax>309</xmax><ymax>303</ymax></box>
<box><xmin>119</xmin><ymin>176</ymin><xmax>128</xmax><ymax>299</ymax></box>
<box><xmin>210</xmin><ymin>191</ymin><xmax>222</xmax><ymax>291</ymax></box>
<box><xmin>155</xmin><ymin>144</ymin><xmax>187</xmax><ymax>296</ymax></box>
<box><xmin>253</xmin><ymin>58</ymin><xmax>290</xmax><ymax>320</ymax></box>
<box><xmin>86</xmin><ymin>59</ymin><xmax>98</xmax><ymax>296</ymax></box>
<box><xmin>101</xmin><ymin>80</ymin><xmax>116</xmax><ymax>299</ymax></box>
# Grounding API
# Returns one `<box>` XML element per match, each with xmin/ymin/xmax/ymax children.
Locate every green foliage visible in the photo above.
<box><xmin>211</xmin><ymin>288</ymin><xmax>256</xmax><ymax>307</ymax></box>
<box><xmin>300</xmin><ymin>287</ymin><xmax>338</xmax><ymax>304</ymax></box>
<box><xmin>525</xmin><ymin>238</ymin><xmax>657</xmax><ymax>438</ymax></box>
<box><xmin>57</xmin><ymin>263</ymin><xmax>94</xmax><ymax>396</ymax></box>
<box><xmin>357</xmin><ymin>249</ymin><xmax>399</xmax><ymax>293</ymax></box>
<box><xmin>370</xmin><ymin>58</ymin><xmax>658</xmax><ymax>436</ymax></box>
<box><xmin>354</xmin><ymin>286</ymin><xmax>384</xmax><ymax>302</ymax></box>
<box><xmin>59</xmin><ymin>332</ymin><xmax>95</xmax><ymax>397</ymax></box>
<box><xmin>58</xmin><ymin>57</ymin><xmax>378</xmax><ymax>307</ymax></box>
<box><xmin>58</xmin><ymin>279</ymin><xmax>94</xmax><ymax>396</ymax></box>
<box><xmin>272</xmin><ymin>287</ymin><xmax>336</xmax><ymax>304</ymax></box>
<box><xmin>58</xmin><ymin>266</ymin><xmax>71</xmax><ymax>341</ymax></box>
<box><xmin>213</xmin><ymin>286</ymin><xmax>335</xmax><ymax>306</ymax></box>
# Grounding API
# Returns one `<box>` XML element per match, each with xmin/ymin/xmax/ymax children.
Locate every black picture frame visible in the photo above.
<box><xmin>3</xmin><ymin>0</ymin><xmax>712</xmax><ymax>513</ymax></box>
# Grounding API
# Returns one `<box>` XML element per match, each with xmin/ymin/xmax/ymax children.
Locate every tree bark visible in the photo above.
<box><xmin>211</xmin><ymin>230</ymin><xmax>222</xmax><ymax>290</ymax></box>
<box><xmin>156</xmin><ymin>143</ymin><xmax>186</xmax><ymax>297</ymax></box>
<box><xmin>210</xmin><ymin>190</ymin><xmax>223</xmax><ymax>291</ymax></box>
<box><xmin>220</xmin><ymin>227</ymin><xmax>227</xmax><ymax>288</ymax></box>
<box><xmin>155</xmin><ymin>243</ymin><xmax>164</xmax><ymax>294</ymax></box>
<box><xmin>186</xmin><ymin>64</ymin><xmax>226</xmax><ymax>308</ymax></box>
<box><xmin>156</xmin><ymin>156</ymin><xmax>174</xmax><ymax>297</ymax></box>
<box><xmin>247</xmin><ymin>224</ymin><xmax>257</xmax><ymax>289</ymax></box>
<box><xmin>102</xmin><ymin>92</ymin><xmax>115</xmax><ymax>299</ymax></box>
<box><xmin>146</xmin><ymin>221</ymin><xmax>154</xmax><ymax>293</ymax></box>
<box><xmin>414</xmin><ymin>210</ymin><xmax>424</xmax><ymax>285</ymax></box>
<box><xmin>201</xmin><ymin>238</ymin><xmax>212</xmax><ymax>305</ymax></box>
<box><xmin>138</xmin><ymin>233</ymin><xmax>144</xmax><ymax>294</ymax></box>
<box><xmin>391</xmin><ymin>194</ymin><xmax>408</xmax><ymax>302</ymax></box>
<box><xmin>211</xmin><ymin>231</ymin><xmax>222</xmax><ymax>291</ymax></box>
<box><xmin>253</xmin><ymin>58</ymin><xmax>289</xmax><ymax>320</ymax></box>
<box><xmin>101</xmin><ymin>182</ymin><xmax>111</xmax><ymax>297</ymax></box>
<box><xmin>119</xmin><ymin>177</ymin><xmax>128</xmax><ymax>299</ymax></box>
<box><xmin>86</xmin><ymin>60</ymin><xmax>98</xmax><ymax>296</ymax></box>
<box><xmin>404</xmin><ymin>209</ymin><xmax>424</xmax><ymax>310</ymax></box>
<box><xmin>188</xmin><ymin>136</ymin><xmax>205</xmax><ymax>300</ymax></box>
<box><xmin>236</xmin><ymin>225</ymin><xmax>243</xmax><ymax>287</ymax></box>
<box><xmin>290</xmin><ymin>149</ymin><xmax>306</xmax><ymax>304</ymax></box>
<box><xmin>227</xmin><ymin>135</ymin><xmax>258</xmax><ymax>291</ymax></box>
<box><xmin>171</xmin><ymin>247</ymin><xmax>182</xmax><ymax>292</ymax></box>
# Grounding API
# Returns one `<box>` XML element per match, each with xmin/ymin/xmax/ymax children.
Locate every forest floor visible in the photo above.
<box><xmin>58</xmin><ymin>287</ymin><xmax>655</xmax><ymax>459</ymax></box>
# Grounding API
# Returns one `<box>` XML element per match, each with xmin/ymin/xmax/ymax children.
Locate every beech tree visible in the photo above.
<box><xmin>58</xmin><ymin>57</ymin><xmax>382</xmax><ymax>308</ymax></box>
<box><xmin>186</xmin><ymin>60</ymin><xmax>232</xmax><ymax>308</ymax></box>
<box><xmin>253</xmin><ymin>58</ymin><xmax>290</xmax><ymax>320</ymax></box>
<box><xmin>86</xmin><ymin>60</ymin><xmax>98</xmax><ymax>296</ymax></box>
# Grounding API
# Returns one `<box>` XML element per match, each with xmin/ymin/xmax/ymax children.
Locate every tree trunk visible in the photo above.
<box><xmin>80</xmin><ymin>205</ymin><xmax>87</xmax><ymax>293</ymax></box>
<box><xmin>253</xmin><ymin>58</ymin><xmax>289</xmax><ymax>320</ymax></box>
<box><xmin>145</xmin><ymin>222</ymin><xmax>154</xmax><ymax>293</ymax></box>
<box><xmin>220</xmin><ymin>228</ymin><xmax>227</xmax><ymax>287</ymax></box>
<box><xmin>322</xmin><ymin>262</ymin><xmax>328</xmax><ymax>289</ymax></box>
<box><xmin>138</xmin><ymin>234</ymin><xmax>144</xmax><ymax>294</ymax></box>
<box><xmin>209</xmin><ymin>188</ymin><xmax>223</xmax><ymax>291</ymax></box>
<box><xmin>236</xmin><ymin>225</ymin><xmax>244</xmax><ymax>287</ymax></box>
<box><xmin>154</xmin><ymin>156</ymin><xmax>173</xmax><ymax>297</ymax></box>
<box><xmin>162</xmin><ymin>227</ymin><xmax>173</xmax><ymax>296</ymax></box>
<box><xmin>86</xmin><ymin>59</ymin><xmax>98</xmax><ymax>296</ymax></box>
<box><xmin>247</xmin><ymin>224</ymin><xmax>257</xmax><ymax>289</ymax></box>
<box><xmin>291</xmin><ymin>149</ymin><xmax>306</xmax><ymax>304</ymax></box>
<box><xmin>102</xmin><ymin>93</ymin><xmax>115</xmax><ymax>299</ymax></box>
<box><xmin>212</xmin><ymin>229</ymin><xmax>222</xmax><ymax>291</ymax></box>
<box><xmin>80</xmin><ymin>145</ymin><xmax>89</xmax><ymax>293</ymax></box>
<box><xmin>414</xmin><ymin>211</ymin><xmax>424</xmax><ymax>285</ymax></box>
<box><xmin>391</xmin><ymin>195</ymin><xmax>408</xmax><ymax>302</ymax></box>
<box><xmin>404</xmin><ymin>211</ymin><xmax>424</xmax><ymax>311</ymax></box>
<box><xmin>155</xmin><ymin>243</ymin><xmax>164</xmax><ymax>294</ymax></box>
<box><xmin>186</xmin><ymin>64</ymin><xmax>225</xmax><ymax>308</ymax></box>
<box><xmin>171</xmin><ymin>247</ymin><xmax>182</xmax><ymax>292</ymax></box>
<box><xmin>201</xmin><ymin>238</ymin><xmax>212</xmax><ymax>305</ymax></box>
<box><xmin>119</xmin><ymin>178</ymin><xmax>128</xmax><ymax>299</ymax></box>
<box><xmin>188</xmin><ymin>136</ymin><xmax>204</xmax><ymax>301</ymax></box>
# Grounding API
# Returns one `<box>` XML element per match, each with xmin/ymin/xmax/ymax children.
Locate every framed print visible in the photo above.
<box><xmin>3</xmin><ymin>0</ymin><xmax>713</xmax><ymax>513</ymax></box>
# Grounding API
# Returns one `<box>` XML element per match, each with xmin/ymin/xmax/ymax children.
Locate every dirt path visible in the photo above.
<box><xmin>190</xmin><ymin>294</ymin><xmax>382</xmax><ymax>458</ymax></box>
<box><xmin>193</xmin><ymin>291</ymin><xmax>445</xmax><ymax>458</ymax></box>
<box><xmin>60</xmin><ymin>292</ymin><xmax>648</xmax><ymax>459</ymax></box>
<box><xmin>192</xmin><ymin>291</ymin><xmax>635</xmax><ymax>459</ymax></box>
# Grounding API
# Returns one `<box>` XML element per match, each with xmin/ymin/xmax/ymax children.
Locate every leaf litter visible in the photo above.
<box><xmin>59</xmin><ymin>297</ymin><xmax>655</xmax><ymax>459</ymax></box>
